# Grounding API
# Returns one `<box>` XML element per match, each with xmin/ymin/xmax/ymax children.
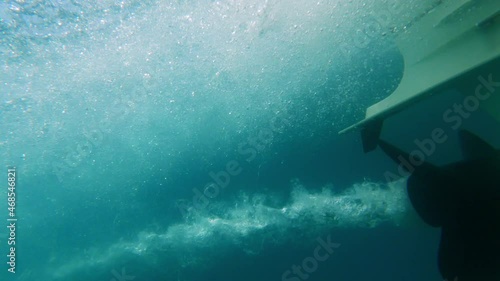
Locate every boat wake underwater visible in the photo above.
<box><xmin>1</xmin><ymin>0</ymin><xmax>499</xmax><ymax>280</ymax></box>
<box><xmin>46</xmin><ymin>180</ymin><xmax>411</xmax><ymax>280</ymax></box>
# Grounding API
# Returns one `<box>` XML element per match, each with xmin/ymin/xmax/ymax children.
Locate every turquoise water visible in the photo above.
<box><xmin>1</xmin><ymin>0</ymin><xmax>446</xmax><ymax>280</ymax></box>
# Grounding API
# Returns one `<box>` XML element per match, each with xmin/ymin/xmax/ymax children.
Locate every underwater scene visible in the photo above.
<box><xmin>1</xmin><ymin>0</ymin><xmax>500</xmax><ymax>280</ymax></box>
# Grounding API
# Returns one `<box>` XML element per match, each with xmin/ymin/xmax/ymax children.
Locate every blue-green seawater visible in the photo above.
<box><xmin>0</xmin><ymin>0</ymin><xmax>454</xmax><ymax>280</ymax></box>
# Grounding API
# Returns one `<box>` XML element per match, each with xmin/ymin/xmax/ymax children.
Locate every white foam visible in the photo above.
<box><xmin>49</xmin><ymin>179</ymin><xmax>411</xmax><ymax>280</ymax></box>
